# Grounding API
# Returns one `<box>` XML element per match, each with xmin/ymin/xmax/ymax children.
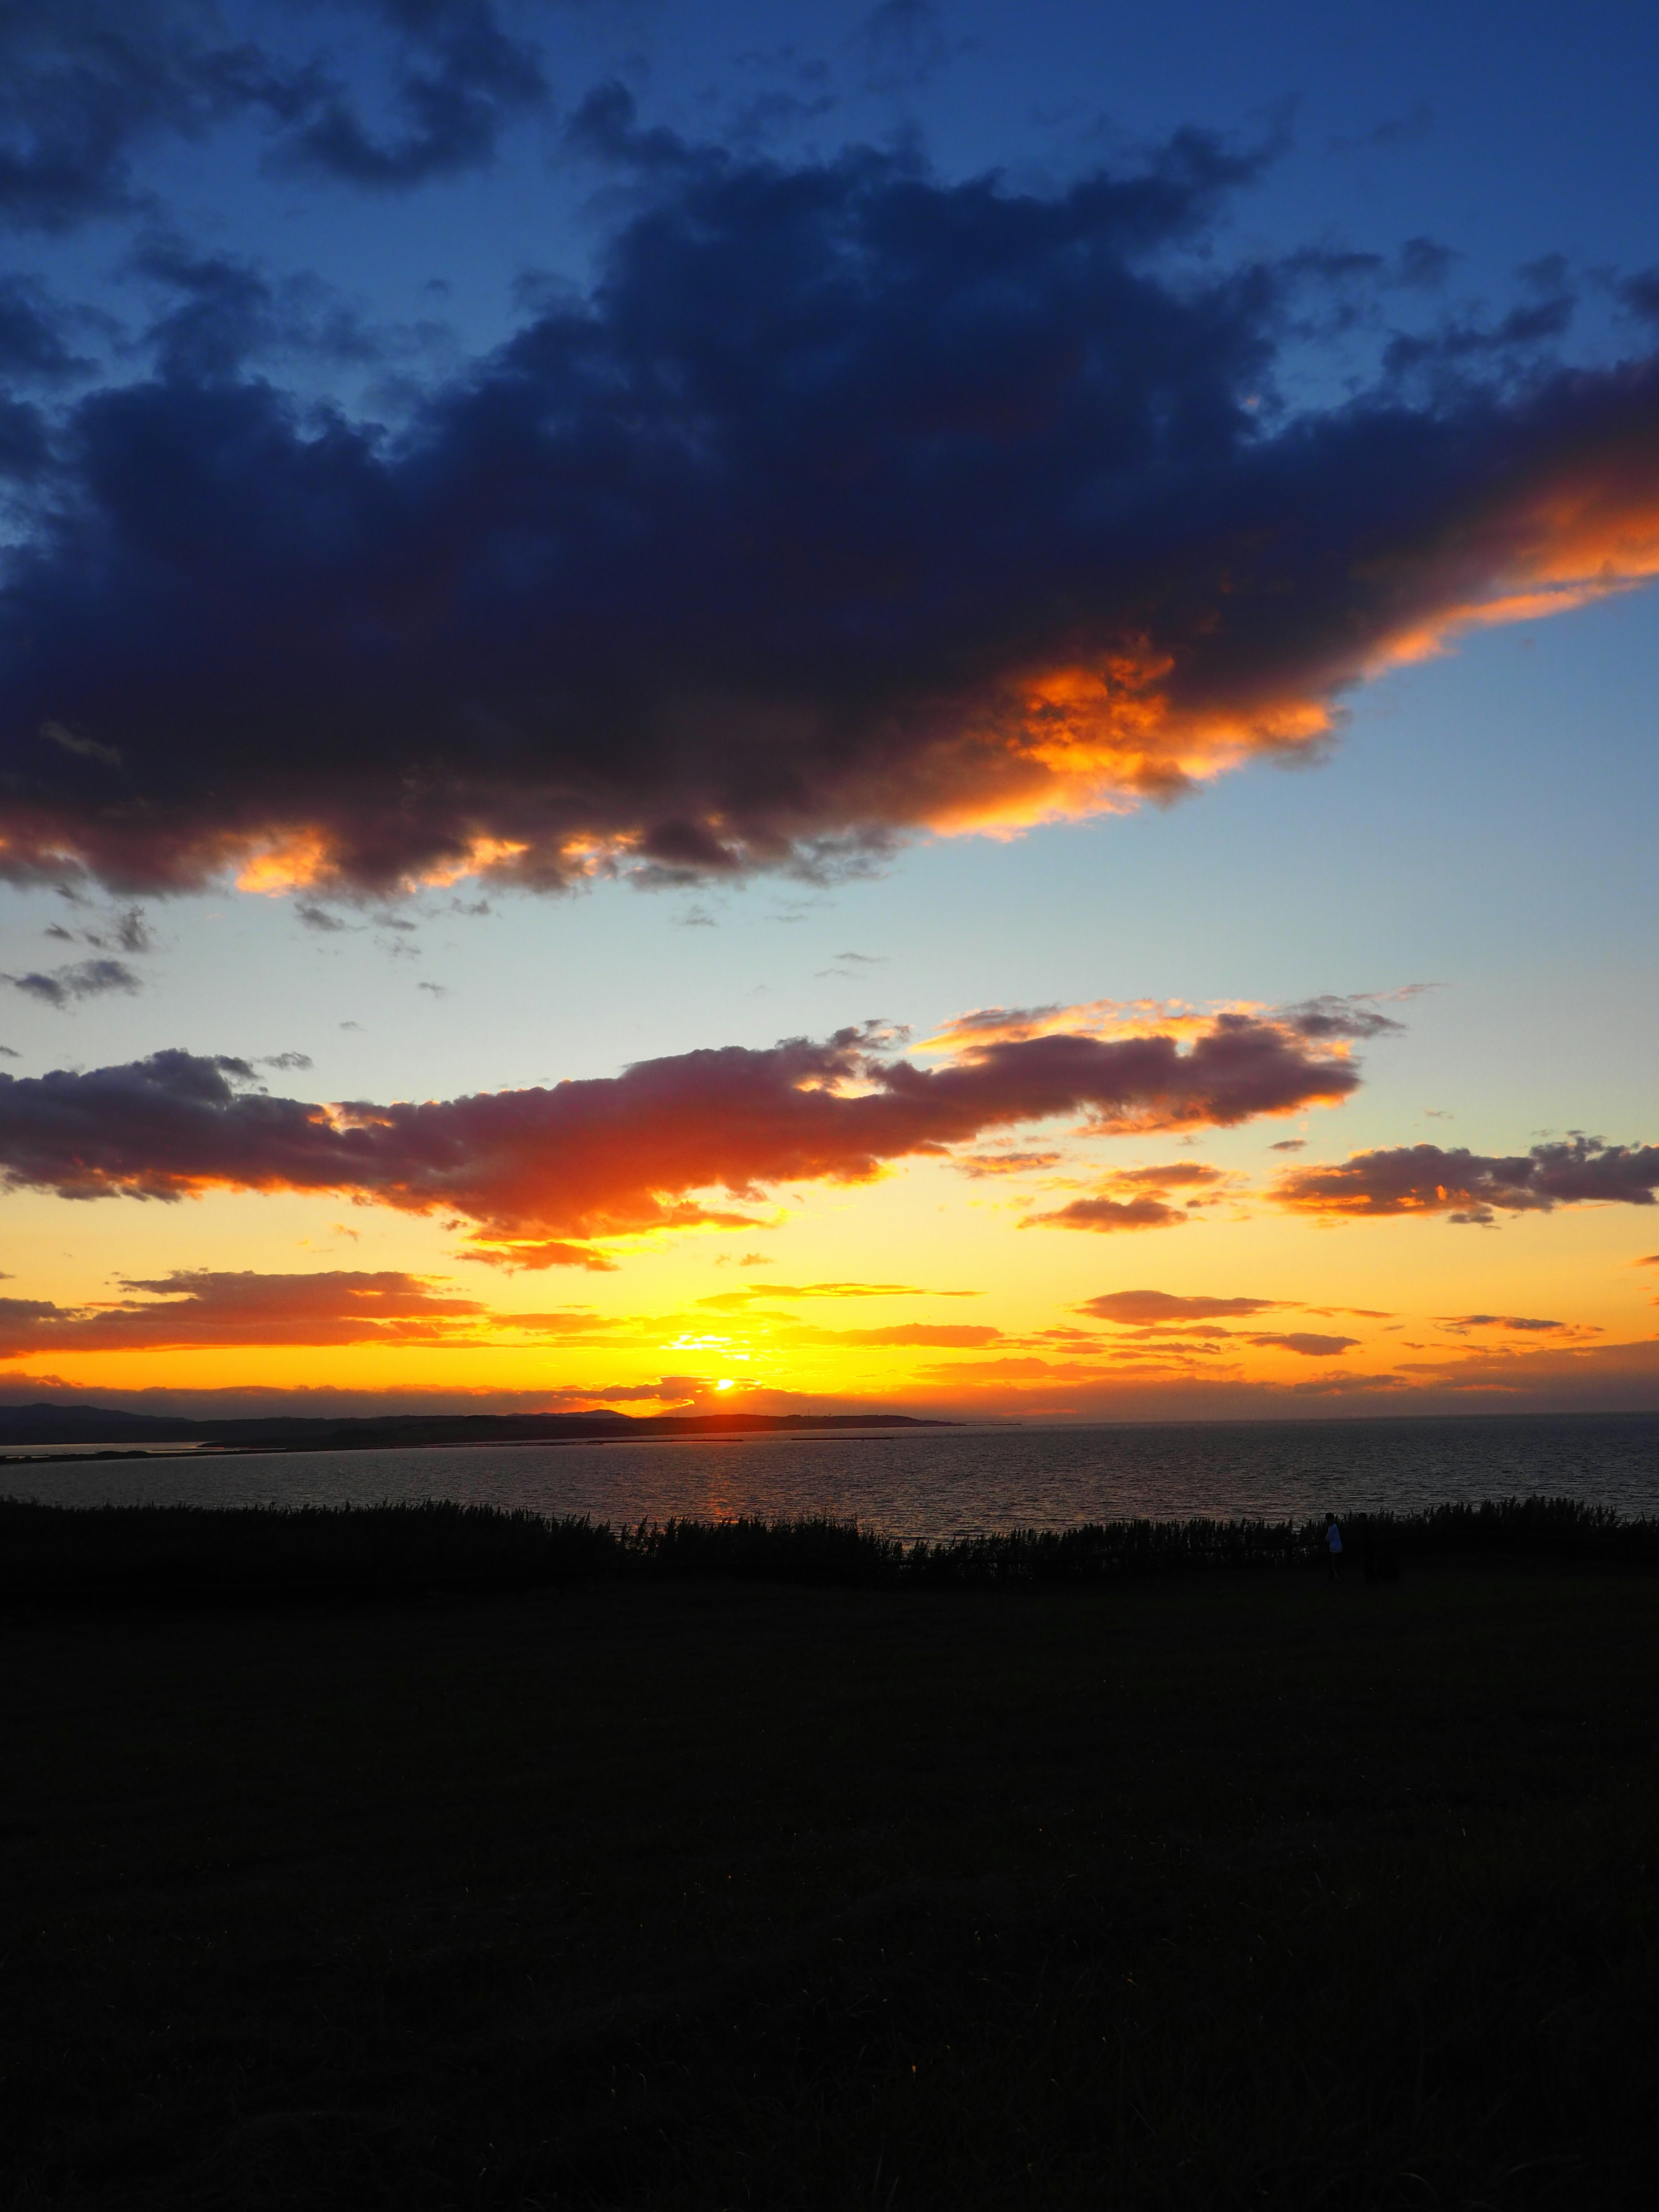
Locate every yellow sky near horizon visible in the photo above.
<box><xmin>5</xmin><ymin>1136</ymin><xmax>1656</xmax><ymax>1417</ymax></box>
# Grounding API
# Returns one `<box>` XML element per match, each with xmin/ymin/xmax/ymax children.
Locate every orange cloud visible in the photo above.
<box><xmin>0</xmin><ymin>1270</ymin><xmax>498</xmax><ymax>1356</ymax></box>
<box><xmin>0</xmin><ymin>1009</ymin><xmax>1362</xmax><ymax>1266</ymax></box>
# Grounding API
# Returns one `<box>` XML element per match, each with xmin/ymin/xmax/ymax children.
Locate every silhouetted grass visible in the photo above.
<box><xmin>4</xmin><ymin>1553</ymin><xmax>1657</xmax><ymax>2209</ymax></box>
<box><xmin>3</xmin><ymin>1492</ymin><xmax>1657</xmax><ymax>1607</ymax></box>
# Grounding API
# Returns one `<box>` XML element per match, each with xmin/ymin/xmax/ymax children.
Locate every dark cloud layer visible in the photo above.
<box><xmin>1274</xmin><ymin>1137</ymin><xmax>1659</xmax><ymax>1223</ymax></box>
<box><xmin>0</xmin><ymin>1267</ymin><xmax>488</xmax><ymax>1354</ymax></box>
<box><xmin>3</xmin><ymin>107</ymin><xmax>1657</xmax><ymax>892</ymax></box>
<box><xmin>0</xmin><ymin>1010</ymin><xmax>1356</xmax><ymax>1265</ymax></box>
<box><xmin>1020</xmin><ymin>1194</ymin><xmax>1188</xmax><ymax>1233</ymax></box>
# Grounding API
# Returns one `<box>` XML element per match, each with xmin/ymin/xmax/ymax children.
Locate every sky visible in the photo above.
<box><xmin>0</xmin><ymin>0</ymin><xmax>1657</xmax><ymax>1424</ymax></box>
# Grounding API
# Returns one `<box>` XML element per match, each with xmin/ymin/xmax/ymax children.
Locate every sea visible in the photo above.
<box><xmin>2</xmin><ymin>1413</ymin><xmax>1657</xmax><ymax>1542</ymax></box>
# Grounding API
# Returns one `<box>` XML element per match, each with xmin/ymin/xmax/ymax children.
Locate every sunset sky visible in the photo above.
<box><xmin>1</xmin><ymin>0</ymin><xmax>1656</xmax><ymax>1422</ymax></box>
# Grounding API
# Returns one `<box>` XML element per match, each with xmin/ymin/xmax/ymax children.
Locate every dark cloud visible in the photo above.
<box><xmin>4</xmin><ymin>115</ymin><xmax>1656</xmax><ymax>894</ymax></box>
<box><xmin>1382</xmin><ymin>291</ymin><xmax>1576</xmax><ymax>388</ymax></box>
<box><xmin>33</xmin><ymin>902</ymin><xmax>153</xmax><ymax>964</ymax></box>
<box><xmin>0</xmin><ymin>393</ymin><xmax>50</xmax><ymax>480</ymax></box>
<box><xmin>0</xmin><ymin>275</ymin><xmax>92</xmax><ymax>382</ymax></box>
<box><xmin>1273</xmin><ymin>1137</ymin><xmax>1659</xmax><ymax>1223</ymax></box>
<box><xmin>296</xmin><ymin>901</ymin><xmax>350</xmax><ymax>931</ymax></box>
<box><xmin>109</xmin><ymin>904</ymin><xmax>152</xmax><ymax>953</ymax></box>
<box><xmin>1247</xmin><ymin>1331</ymin><xmax>1359</xmax><ymax>1357</ymax></box>
<box><xmin>1</xmin><ymin>955</ymin><xmax>142</xmax><ymax>1007</ymax></box>
<box><xmin>273</xmin><ymin>0</ymin><xmax>547</xmax><ymax>190</ymax></box>
<box><xmin>133</xmin><ymin>239</ymin><xmax>283</xmax><ymax>381</ymax></box>
<box><xmin>1285</xmin><ymin>1370</ymin><xmax>1409</xmax><ymax>1397</ymax></box>
<box><xmin>1106</xmin><ymin>1160</ymin><xmax>1227</xmax><ymax>1188</ymax></box>
<box><xmin>0</xmin><ymin>0</ymin><xmax>259</xmax><ymax>232</ymax></box>
<box><xmin>1077</xmin><ymin>1290</ymin><xmax>1280</xmax><ymax>1323</ymax></box>
<box><xmin>847</xmin><ymin>2</ymin><xmax>957</xmax><ymax>96</ymax></box>
<box><xmin>1278</xmin><ymin>992</ymin><xmax>1412</xmax><ymax>1041</ymax></box>
<box><xmin>1020</xmin><ymin>1194</ymin><xmax>1188</xmax><ymax>1233</ymax></box>
<box><xmin>127</xmin><ymin>237</ymin><xmax>414</xmax><ymax>384</ymax></box>
<box><xmin>1396</xmin><ymin>235</ymin><xmax>1457</xmax><ymax>290</ymax></box>
<box><xmin>34</xmin><ymin>900</ymin><xmax>153</xmax><ymax>954</ymax></box>
<box><xmin>566</xmin><ymin>1377</ymin><xmax>703</xmax><ymax>1406</ymax></box>
<box><xmin>1021</xmin><ymin>1153</ymin><xmax>1236</xmax><ymax>1228</ymax></box>
<box><xmin>0</xmin><ymin>1008</ymin><xmax>1357</xmax><ymax>1266</ymax></box>
<box><xmin>0</xmin><ymin>2</ymin><xmax>547</xmax><ymax>234</ymax></box>
<box><xmin>817</xmin><ymin>949</ymin><xmax>887</xmax><ymax>978</ymax></box>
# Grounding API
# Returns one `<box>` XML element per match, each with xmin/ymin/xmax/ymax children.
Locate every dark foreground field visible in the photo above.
<box><xmin>3</xmin><ymin>1526</ymin><xmax>1657</xmax><ymax>2207</ymax></box>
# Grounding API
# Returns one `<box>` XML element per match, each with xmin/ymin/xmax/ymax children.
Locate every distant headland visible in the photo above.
<box><xmin>0</xmin><ymin>1400</ymin><xmax>953</xmax><ymax>1462</ymax></box>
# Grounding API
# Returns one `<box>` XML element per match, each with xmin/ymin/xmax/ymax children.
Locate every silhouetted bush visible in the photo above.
<box><xmin>3</xmin><ymin>1492</ymin><xmax>1657</xmax><ymax>1607</ymax></box>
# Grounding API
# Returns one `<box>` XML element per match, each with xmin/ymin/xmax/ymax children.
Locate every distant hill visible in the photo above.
<box><xmin>0</xmin><ymin>1401</ymin><xmax>951</xmax><ymax>1453</ymax></box>
<box><xmin>0</xmin><ymin>1402</ymin><xmax>205</xmax><ymax>1446</ymax></box>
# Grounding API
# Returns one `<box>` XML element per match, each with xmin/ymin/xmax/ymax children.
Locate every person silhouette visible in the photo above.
<box><xmin>1324</xmin><ymin>1512</ymin><xmax>1344</xmax><ymax>1583</ymax></box>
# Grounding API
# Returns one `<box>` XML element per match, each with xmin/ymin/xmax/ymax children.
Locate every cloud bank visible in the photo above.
<box><xmin>0</xmin><ymin>1009</ymin><xmax>1358</xmax><ymax>1264</ymax></box>
<box><xmin>2</xmin><ymin>110</ymin><xmax>1657</xmax><ymax>893</ymax></box>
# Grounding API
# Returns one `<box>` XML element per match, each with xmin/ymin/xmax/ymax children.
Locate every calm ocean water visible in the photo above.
<box><xmin>3</xmin><ymin>1414</ymin><xmax>1657</xmax><ymax>1541</ymax></box>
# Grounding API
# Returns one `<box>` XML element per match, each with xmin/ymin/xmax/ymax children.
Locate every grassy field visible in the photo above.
<box><xmin>3</xmin><ymin>1534</ymin><xmax>1657</xmax><ymax>2207</ymax></box>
